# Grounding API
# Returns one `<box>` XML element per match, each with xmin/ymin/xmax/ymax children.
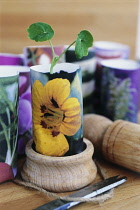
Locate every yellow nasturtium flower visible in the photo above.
<box><xmin>32</xmin><ymin>78</ymin><xmax>81</xmax><ymax>156</ymax></box>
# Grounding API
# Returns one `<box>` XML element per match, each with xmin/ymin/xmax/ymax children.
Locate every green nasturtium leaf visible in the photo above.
<box><xmin>75</xmin><ymin>30</ymin><xmax>94</xmax><ymax>60</ymax></box>
<box><xmin>27</xmin><ymin>22</ymin><xmax>54</xmax><ymax>42</ymax></box>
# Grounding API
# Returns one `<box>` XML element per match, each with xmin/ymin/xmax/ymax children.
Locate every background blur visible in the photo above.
<box><xmin>0</xmin><ymin>0</ymin><xmax>139</xmax><ymax>59</ymax></box>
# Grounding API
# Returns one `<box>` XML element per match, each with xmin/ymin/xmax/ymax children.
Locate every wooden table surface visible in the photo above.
<box><xmin>0</xmin><ymin>158</ymin><xmax>140</xmax><ymax>210</ymax></box>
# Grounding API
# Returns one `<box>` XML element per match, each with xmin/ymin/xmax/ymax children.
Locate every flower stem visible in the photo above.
<box><xmin>49</xmin><ymin>40</ymin><xmax>76</xmax><ymax>74</ymax></box>
<box><xmin>6</xmin><ymin>107</ymin><xmax>11</xmax><ymax>143</ymax></box>
<box><xmin>49</xmin><ymin>40</ymin><xmax>56</xmax><ymax>74</ymax></box>
<box><xmin>49</xmin><ymin>40</ymin><xmax>55</xmax><ymax>59</ymax></box>
<box><xmin>0</xmin><ymin>117</ymin><xmax>10</xmax><ymax>149</ymax></box>
<box><xmin>0</xmin><ymin>116</ymin><xmax>11</xmax><ymax>164</ymax></box>
<box><xmin>57</xmin><ymin>40</ymin><xmax>76</xmax><ymax>61</ymax></box>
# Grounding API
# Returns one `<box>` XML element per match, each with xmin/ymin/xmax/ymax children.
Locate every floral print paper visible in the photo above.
<box><xmin>30</xmin><ymin>64</ymin><xmax>83</xmax><ymax>156</ymax></box>
<box><xmin>0</xmin><ymin>74</ymin><xmax>18</xmax><ymax>182</ymax></box>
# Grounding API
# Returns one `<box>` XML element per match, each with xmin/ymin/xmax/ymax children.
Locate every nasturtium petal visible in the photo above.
<box><xmin>60</xmin><ymin>120</ymin><xmax>81</xmax><ymax>136</ymax></box>
<box><xmin>27</xmin><ymin>22</ymin><xmax>54</xmax><ymax>42</ymax></box>
<box><xmin>33</xmin><ymin>126</ymin><xmax>69</xmax><ymax>156</ymax></box>
<box><xmin>60</xmin><ymin>98</ymin><xmax>81</xmax><ymax>136</ymax></box>
<box><xmin>61</xmin><ymin>97</ymin><xmax>81</xmax><ymax>117</ymax></box>
<box><xmin>45</xmin><ymin>78</ymin><xmax>70</xmax><ymax>107</ymax></box>
<box><xmin>32</xmin><ymin>80</ymin><xmax>46</xmax><ymax>108</ymax></box>
<box><xmin>75</xmin><ymin>30</ymin><xmax>94</xmax><ymax>59</ymax></box>
<box><xmin>31</xmin><ymin>77</ymin><xmax>82</xmax><ymax>156</ymax></box>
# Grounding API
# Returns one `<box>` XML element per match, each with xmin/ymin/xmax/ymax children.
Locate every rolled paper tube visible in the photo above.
<box><xmin>102</xmin><ymin>120</ymin><xmax>140</xmax><ymax>173</ymax></box>
<box><xmin>0</xmin><ymin>53</ymin><xmax>23</xmax><ymax>65</ymax></box>
<box><xmin>66</xmin><ymin>46</ymin><xmax>96</xmax><ymax>114</ymax></box>
<box><xmin>93</xmin><ymin>41</ymin><xmax>130</xmax><ymax>115</ymax></box>
<box><xmin>17</xmin><ymin>66</ymin><xmax>32</xmax><ymax>155</ymax></box>
<box><xmin>100</xmin><ymin>59</ymin><xmax>140</xmax><ymax>123</ymax></box>
<box><xmin>94</xmin><ymin>41</ymin><xmax>130</xmax><ymax>61</ymax></box>
<box><xmin>30</xmin><ymin>63</ymin><xmax>84</xmax><ymax>156</ymax></box>
<box><xmin>23</xmin><ymin>45</ymin><xmax>65</xmax><ymax>66</ymax></box>
<box><xmin>0</xmin><ymin>66</ymin><xmax>19</xmax><ymax>182</ymax></box>
<box><xmin>84</xmin><ymin>114</ymin><xmax>112</xmax><ymax>155</ymax></box>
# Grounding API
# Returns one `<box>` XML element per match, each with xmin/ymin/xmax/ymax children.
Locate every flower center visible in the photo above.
<box><xmin>43</xmin><ymin>107</ymin><xmax>64</xmax><ymax>127</ymax></box>
<box><xmin>40</xmin><ymin>97</ymin><xmax>64</xmax><ymax>130</ymax></box>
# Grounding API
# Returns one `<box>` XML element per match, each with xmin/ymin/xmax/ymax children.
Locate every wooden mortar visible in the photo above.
<box><xmin>84</xmin><ymin>114</ymin><xmax>113</xmax><ymax>155</ymax></box>
<box><xmin>21</xmin><ymin>138</ymin><xmax>97</xmax><ymax>192</ymax></box>
<box><xmin>102</xmin><ymin>120</ymin><xmax>140</xmax><ymax>173</ymax></box>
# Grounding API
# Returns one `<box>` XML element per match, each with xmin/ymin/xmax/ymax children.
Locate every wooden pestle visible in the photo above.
<box><xmin>84</xmin><ymin>114</ymin><xmax>140</xmax><ymax>173</ymax></box>
<box><xmin>84</xmin><ymin>114</ymin><xmax>113</xmax><ymax>155</ymax></box>
<box><xmin>102</xmin><ymin>120</ymin><xmax>140</xmax><ymax>173</ymax></box>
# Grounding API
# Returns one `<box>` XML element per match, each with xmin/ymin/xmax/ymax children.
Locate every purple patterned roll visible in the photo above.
<box><xmin>23</xmin><ymin>45</ymin><xmax>65</xmax><ymax>66</ymax></box>
<box><xmin>0</xmin><ymin>53</ymin><xmax>23</xmax><ymax>65</ymax></box>
<box><xmin>94</xmin><ymin>41</ymin><xmax>130</xmax><ymax>62</ymax></box>
<box><xmin>100</xmin><ymin>59</ymin><xmax>140</xmax><ymax>123</ymax></box>
<box><xmin>17</xmin><ymin>66</ymin><xmax>32</xmax><ymax>155</ymax></box>
<box><xmin>93</xmin><ymin>41</ymin><xmax>130</xmax><ymax>114</ymax></box>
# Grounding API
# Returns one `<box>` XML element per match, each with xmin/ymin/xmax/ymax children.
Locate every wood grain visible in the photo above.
<box><xmin>102</xmin><ymin>120</ymin><xmax>140</xmax><ymax>173</ymax></box>
<box><xmin>0</xmin><ymin>159</ymin><xmax>140</xmax><ymax>210</ymax></box>
<box><xmin>21</xmin><ymin>139</ymin><xmax>97</xmax><ymax>192</ymax></box>
<box><xmin>84</xmin><ymin>114</ymin><xmax>113</xmax><ymax>154</ymax></box>
<box><xmin>0</xmin><ymin>0</ymin><xmax>139</xmax><ymax>58</ymax></box>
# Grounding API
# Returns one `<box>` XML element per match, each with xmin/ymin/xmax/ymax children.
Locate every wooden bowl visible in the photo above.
<box><xmin>21</xmin><ymin>138</ymin><xmax>97</xmax><ymax>192</ymax></box>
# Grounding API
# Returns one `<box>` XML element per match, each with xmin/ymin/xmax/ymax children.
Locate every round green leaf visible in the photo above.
<box><xmin>27</xmin><ymin>22</ymin><xmax>54</xmax><ymax>42</ymax></box>
<box><xmin>75</xmin><ymin>30</ymin><xmax>94</xmax><ymax>59</ymax></box>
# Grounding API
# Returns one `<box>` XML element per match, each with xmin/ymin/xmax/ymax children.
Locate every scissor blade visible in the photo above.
<box><xmin>34</xmin><ymin>175</ymin><xmax>127</xmax><ymax>210</ymax></box>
